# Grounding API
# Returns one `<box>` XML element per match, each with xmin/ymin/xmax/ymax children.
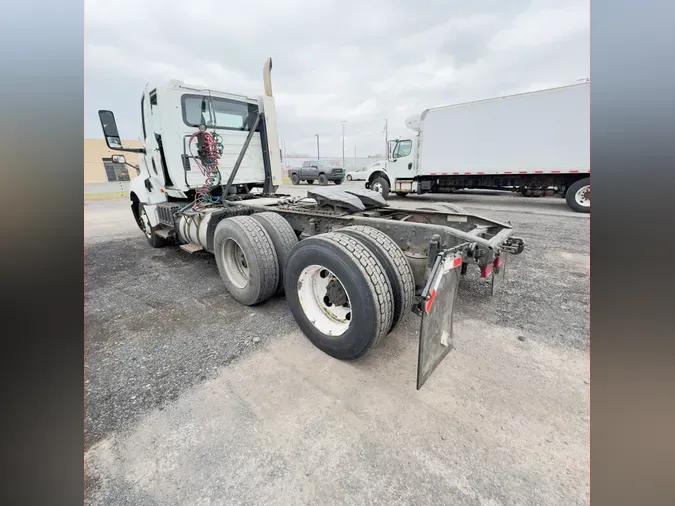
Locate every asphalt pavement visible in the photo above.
<box><xmin>85</xmin><ymin>182</ymin><xmax>589</xmax><ymax>506</ymax></box>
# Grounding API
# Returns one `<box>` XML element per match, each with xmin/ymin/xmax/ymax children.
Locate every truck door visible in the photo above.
<box><xmin>141</xmin><ymin>86</ymin><xmax>167</xmax><ymax>192</ymax></box>
<box><xmin>389</xmin><ymin>139</ymin><xmax>415</xmax><ymax>178</ymax></box>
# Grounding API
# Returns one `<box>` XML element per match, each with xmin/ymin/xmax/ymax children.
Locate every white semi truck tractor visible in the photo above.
<box><xmin>365</xmin><ymin>82</ymin><xmax>590</xmax><ymax>213</ymax></box>
<box><xmin>98</xmin><ymin>58</ymin><xmax>525</xmax><ymax>389</ymax></box>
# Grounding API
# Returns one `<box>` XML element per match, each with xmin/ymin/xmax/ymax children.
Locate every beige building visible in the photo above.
<box><xmin>84</xmin><ymin>138</ymin><xmax>143</xmax><ymax>184</ymax></box>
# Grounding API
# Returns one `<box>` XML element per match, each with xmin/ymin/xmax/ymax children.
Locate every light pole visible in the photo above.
<box><xmin>341</xmin><ymin>120</ymin><xmax>347</xmax><ymax>168</ymax></box>
<box><xmin>314</xmin><ymin>134</ymin><xmax>320</xmax><ymax>160</ymax></box>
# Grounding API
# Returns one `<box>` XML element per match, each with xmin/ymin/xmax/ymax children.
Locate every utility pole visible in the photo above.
<box><xmin>314</xmin><ymin>134</ymin><xmax>320</xmax><ymax>159</ymax></box>
<box><xmin>354</xmin><ymin>145</ymin><xmax>357</xmax><ymax>166</ymax></box>
<box><xmin>341</xmin><ymin>120</ymin><xmax>347</xmax><ymax>168</ymax></box>
<box><xmin>384</xmin><ymin>118</ymin><xmax>388</xmax><ymax>159</ymax></box>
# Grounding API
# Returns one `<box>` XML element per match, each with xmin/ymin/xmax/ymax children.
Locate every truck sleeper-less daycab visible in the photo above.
<box><xmin>365</xmin><ymin>82</ymin><xmax>590</xmax><ymax>213</ymax></box>
<box><xmin>98</xmin><ymin>58</ymin><xmax>525</xmax><ymax>389</ymax></box>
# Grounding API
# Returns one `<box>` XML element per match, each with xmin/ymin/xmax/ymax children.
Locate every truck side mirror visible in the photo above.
<box><xmin>98</xmin><ymin>110</ymin><xmax>123</xmax><ymax>150</ymax></box>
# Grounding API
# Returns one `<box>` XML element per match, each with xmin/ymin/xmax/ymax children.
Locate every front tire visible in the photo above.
<box><xmin>565</xmin><ymin>178</ymin><xmax>590</xmax><ymax>213</ymax></box>
<box><xmin>139</xmin><ymin>204</ymin><xmax>166</xmax><ymax>248</ymax></box>
<box><xmin>370</xmin><ymin>176</ymin><xmax>390</xmax><ymax>199</ymax></box>
<box><xmin>291</xmin><ymin>173</ymin><xmax>300</xmax><ymax>185</ymax></box>
<box><xmin>318</xmin><ymin>174</ymin><xmax>328</xmax><ymax>185</ymax></box>
<box><xmin>284</xmin><ymin>233</ymin><xmax>394</xmax><ymax>359</ymax></box>
<box><xmin>213</xmin><ymin>216</ymin><xmax>279</xmax><ymax>306</ymax></box>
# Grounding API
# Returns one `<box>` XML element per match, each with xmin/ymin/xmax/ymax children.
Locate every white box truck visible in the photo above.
<box><xmin>365</xmin><ymin>82</ymin><xmax>590</xmax><ymax>212</ymax></box>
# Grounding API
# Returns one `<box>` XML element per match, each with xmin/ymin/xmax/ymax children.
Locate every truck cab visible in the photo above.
<box><xmin>98</xmin><ymin>62</ymin><xmax>282</xmax><ymax>230</ymax></box>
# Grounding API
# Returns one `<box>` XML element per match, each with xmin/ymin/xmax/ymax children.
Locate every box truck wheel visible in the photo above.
<box><xmin>214</xmin><ymin>216</ymin><xmax>279</xmax><ymax>306</ymax></box>
<box><xmin>251</xmin><ymin>212</ymin><xmax>298</xmax><ymax>295</ymax></box>
<box><xmin>371</xmin><ymin>176</ymin><xmax>390</xmax><ymax>199</ymax></box>
<box><xmin>337</xmin><ymin>226</ymin><xmax>415</xmax><ymax>333</ymax></box>
<box><xmin>291</xmin><ymin>173</ymin><xmax>300</xmax><ymax>185</ymax></box>
<box><xmin>139</xmin><ymin>204</ymin><xmax>167</xmax><ymax>248</ymax></box>
<box><xmin>284</xmin><ymin>232</ymin><xmax>394</xmax><ymax>359</ymax></box>
<box><xmin>565</xmin><ymin>178</ymin><xmax>590</xmax><ymax>213</ymax></box>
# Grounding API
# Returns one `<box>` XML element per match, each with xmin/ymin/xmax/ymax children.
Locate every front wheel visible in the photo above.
<box><xmin>318</xmin><ymin>174</ymin><xmax>328</xmax><ymax>185</ymax></box>
<box><xmin>291</xmin><ymin>173</ymin><xmax>300</xmax><ymax>185</ymax></box>
<box><xmin>139</xmin><ymin>204</ymin><xmax>166</xmax><ymax>248</ymax></box>
<box><xmin>370</xmin><ymin>176</ymin><xmax>390</xmax><ymax>199</ymax></box>
<box><xmin>565</xmin><ymin>178</ymin><xmax>590</xmax><ymax>213</ymax></box>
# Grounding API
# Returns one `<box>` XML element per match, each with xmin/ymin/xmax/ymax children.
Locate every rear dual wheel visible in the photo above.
<box><xmin>214</xmin><ymin>213</ymin><xmax>297</xmax><ymax>305</ymax></box>
<box><xmin>284</xmin><ymin>227</ymin><xmax>415</xmax><ymax>360</ymax></box>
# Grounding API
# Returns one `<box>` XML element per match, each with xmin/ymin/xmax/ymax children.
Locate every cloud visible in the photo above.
<box><xmin>85</xmin><ymin>0</ymin><xmax>589</xmax><ymax>156</ymax></box>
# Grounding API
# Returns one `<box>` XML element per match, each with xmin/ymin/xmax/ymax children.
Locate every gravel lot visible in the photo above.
<box><xmin>85</xmin><ymin>183</ymin><xmax>589</xmax><ymax>506</ymax></box>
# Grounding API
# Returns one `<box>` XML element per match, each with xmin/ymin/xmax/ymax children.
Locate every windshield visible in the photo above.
<box><xmin>315</xmin><ymin>161</ymin><xmax>335</xmax><ymax>167</ymax></box>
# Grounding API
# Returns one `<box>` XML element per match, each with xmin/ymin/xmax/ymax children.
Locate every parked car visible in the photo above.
<box><xmin>346</xmin><ymin>167</ymin><xmax>369</xmax><ymax>181</ymax></box>
<box><xmin>289</xmin><ymin>160</ymin><xmax>345</xmax><ymax>185</ymax></box>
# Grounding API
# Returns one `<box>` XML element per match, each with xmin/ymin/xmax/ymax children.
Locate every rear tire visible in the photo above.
<box><xmin>139</xmin><ymin>204</ymin><xmax>166</xmax><ymax>248</ymax></box>
<box><xmin>334</xmin><ymin>179</ymin><xmax>343</xmax><ymax>185</ymax></box>
<box><xmin>346</xmin><ymin>175</ymin><xmax>352</xmax><ymax>181</ymax></box>
<box><xmin>337</xmin><ymin>226</ymin><xmax>415</xmax><ymax>333</ymax></box>
<box><xmin>370</xmin><ymin>176</ymin><xmax>390</xmax><ymax>199</ymax></box>
<box><xmin>251</xmin><ymin>212</ymin><xmax>298</xmax><ymax>295</ymax></box>
<box><xmin>213</xmin><ymin>216</ymin><xmax>279</xmax><ymax>306</ymax></box>
<box><xmin>318</xmin><ymin>174</ymin><xmax>328</xmax><ymax>185</ymax></box>
<box><xmin>565</xmin><ymin>178</ymin><xmax>590</xmax><ymax>213</ymax></box>
<box><xmin>291</xmin><ymin>173</ymin><xmax>300</xmax><ymax>185</ymax></box>
<box><xmin>306</xmin><ymin>179</ymin><xmax>314</xmax><ymax>185</ymax></box>
<box><xmin>284</xmin><ymin>233</ymin><xmax>394</xmax><ymax>359</ymax></box>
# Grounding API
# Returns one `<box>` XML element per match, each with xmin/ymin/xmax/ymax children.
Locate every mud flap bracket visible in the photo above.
<box><xmin>416</xmin><ymin>249</ymin><xmax>462</xmax><ymax>390</ymax></box>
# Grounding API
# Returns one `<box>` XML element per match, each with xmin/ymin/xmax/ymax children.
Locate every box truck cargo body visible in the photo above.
<box><xmin>365</xmin><ymin>82</ymin><xmax>590</xmax><ymax>212</ymax></box>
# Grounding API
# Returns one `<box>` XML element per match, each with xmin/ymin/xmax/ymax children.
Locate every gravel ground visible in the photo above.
<box><xmin>85</xmin><ymin>186</ymin><xmax>589</xmax><ymax>505</ymax></box>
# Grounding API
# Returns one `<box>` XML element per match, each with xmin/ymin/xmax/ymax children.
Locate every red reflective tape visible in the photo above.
<box><xmin>452</xmin><ymin>172</ymin><xmax>459</xmax><ymax>175</ymax></box>
<box><xmin>494</xmin><ymin>256</ymin><xmax>503</xmax><ymax>268</ymax></box>
<box><xmin>570</xmin><ymin>170</ymin><xmax>579</xmax><ymax>173</ymax></box>
<box><xmin>552</xmin><ymin>170</ymin><xmax>561</xmax><ymax>173</ymax></box>
<box><xmin>441</xmin><ymin>172</ymin><xmax>448</xmax><ymax>175</ymax></box>
<box><xmin>477</xmin><ymin>171</ymin><xmax>484</xmax><ymax>175</ymax></box>
<box><xmin>430</xmin><ymin>172</ymin><xmax>437</xmax><ymax>175</ymax></box>
<box><xmin>535</xmin><ymin>171</ymin><xmax>543</xmax><ymax>174</ymax></box>
<box><xmin>425</xmin><ymin>289</ymin><xmax>437</xmax><ymax>313</ymax></box>
<box><xmin>480</xmin><ymin>264</ymin><xmax>493</xmax><ymax>278</ymax></box>
<box><xmin>504</xmin><ymin>171</ymin><xmax>512</xmax><ymax>174</ymax></box>
<box><xmin>464</xmin><ymin>172</ymin><xmax>472</xmax><ymax>175</ymax></box>
<box><xmin>451</xmin><ymin>256</ymin><xmax>462</xmax><ymax>269</ymax></box>
<box><xmin>519</xmin><ymin>171</ymin><xmax>527</xmax><ymax>174</ymax></box>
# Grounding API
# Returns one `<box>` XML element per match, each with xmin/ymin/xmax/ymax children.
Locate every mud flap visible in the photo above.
<box><xmin>417</xmin><ymin>251</ymin><xmax>462</xmax><ymax>390</ymax></box>
<box><xmin>491</xmin><ymin>252</ymin><xmax>508</xmax><ymax>296</ymax></box>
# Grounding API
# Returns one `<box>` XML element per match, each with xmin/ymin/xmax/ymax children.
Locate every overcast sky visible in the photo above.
<box><xmin>85</xmin><ymin>0</ymin><xmax>588</xmax><ymax>157</ymax></box>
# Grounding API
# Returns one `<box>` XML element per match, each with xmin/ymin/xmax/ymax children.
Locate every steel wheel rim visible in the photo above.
<box><xmin>372</xmin><ymin>182</ymin><xmax>382</xmax><ymax>193</ymax></box>
<box><xmin>140</xmin><ymin>209</ymin><xmax>152</xmax><ymax>239</ymax></box>
<box><xmin>297</xmin><ymin>265</ymin><xmax>351</xmax><ymax>336</ymax></box>
<box><xmin>222</xmin><ymin>238</ymin><xmax>249</xmax><ymax>289</ymax></box>
<box><xmin>575</xmin><ymin>185</ymin><xmax>590</xmax><ymax>207</ymax></box>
